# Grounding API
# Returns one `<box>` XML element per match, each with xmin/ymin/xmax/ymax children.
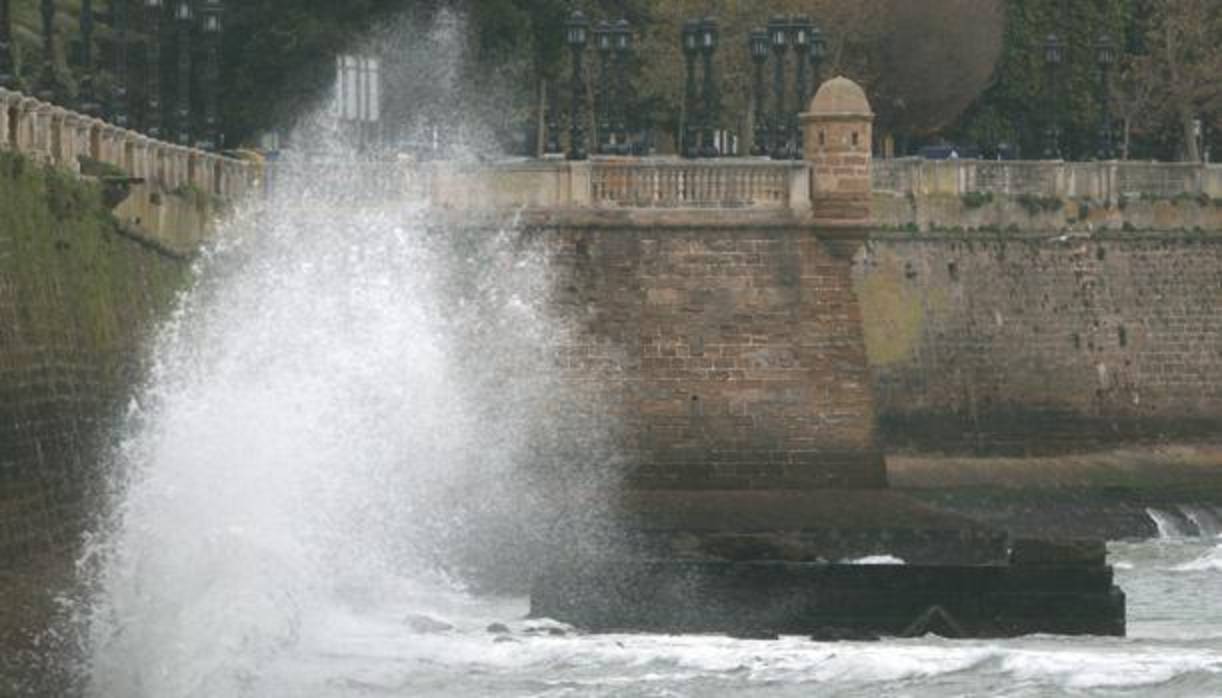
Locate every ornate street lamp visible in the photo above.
<box><xmin>109</xmin><ymin>0</ymin><xmax>130</xmax><ymax>127</ymax></box>
<box><xmin>144</xmin><ymin>0</ymin><xmax>164</xmax><ymax>138</ymax></box>
<box><xmin>173</xmin><ymin>0</ymin><xmax>191</xmax><ymax>145</ymax></box>
<box><xmin>698</xmin><ymin>17</ymin><xmax>719</xmax><ymax>158</ymax></box>
<box><xmin>36</xmin><ymin>0</ymin><xmax>68</xmax><ymax>103</ymax></box>
<box><xmin>0</xmin><ymin>0</ymin><xmax>18</xmax><ymax>90</ymax></box>
<box><xmin>809</xmin><ymin>25</ymin><xmax>827</xmax><ymax>93</ymax></box>
<box><xmin>789</xmin><ymin>16</ymin><xmax>812</xmax><ymax>159</ymax></box>
<box><xmin>749</xmin><ymin>28</ymin><xmax>769</xmax><ymax>156</ymax></box>
<box><xmin>612</xmin><ymin>19</ymin><xmax>632</xmax><ymax>155</ymax></box>
<box><xmin>564</xmin><ymin>10</ymin><xmax>588</xmax><ymax>161</ymax></box>
<box><xmin>680</xmin><ymin>19</ymin><xmax>700</xmax><ymax>158</ymax></box>
<box><xmin>767</xmin><ymin>16</ymin><xmax>788</xmax><ymax>160</ymax></box>
<box><xmin>594</xmin><ymin>20</ymin><xmax>612</xmax><ymax>154</ymax></box>
<box><xmin>1043</xmin><ymin>32</ymin><xmax>1064</xmax><ymax>159</ymax></box>
<box><xmin>1095</xmin><ymin>33</ymin><xmax>1115</xmax><ymax>160</ymax></box>
<box><xmin>76</xmin><ymin>0</ymin><xmax>101</xmax><ymax>115</ymax></box>
<box><xmin>199</xmin><ymin>0</ymin><xmax>221</xmax><ymax>150</ymax></box>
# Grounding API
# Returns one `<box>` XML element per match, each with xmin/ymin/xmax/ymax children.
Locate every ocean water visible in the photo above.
<box><xmin>189</xmin><ymin>538</ymin><xmax>1222</xmax><ymax>697</ymax></box>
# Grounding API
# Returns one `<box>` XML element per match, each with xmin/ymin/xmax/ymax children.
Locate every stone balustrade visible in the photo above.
<box><xmin>873</xmin><ymin>157</ymin><xmax>1222</xmax><ymax>201</ymax></box>
<box><xmin>0</xmin><ymin>88</ymin><xmax>258</xmax><ymax>203</ymax></box>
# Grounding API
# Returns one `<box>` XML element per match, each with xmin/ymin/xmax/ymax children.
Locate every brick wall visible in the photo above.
<box><xmin>855</xmin><ymin>231</ymin><xmax>1222</xmax><ymax>454</ymax></box>
<box><xmin>537</xmin><ymin>220</ymin><xmax>887</xmax><ymax>490</ymax></box>
<box><xmin>0</xmin><ymin>152</ymin><xmax>187</xmax><ymax>565</ymax></box>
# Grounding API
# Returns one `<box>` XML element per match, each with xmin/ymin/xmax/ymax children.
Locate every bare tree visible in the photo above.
<box><xmin>1143</xmin><ymin>0</ymin><xmax>1222</xmax><ymax>161</ymax></box>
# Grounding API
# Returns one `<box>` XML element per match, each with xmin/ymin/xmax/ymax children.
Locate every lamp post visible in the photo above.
<box><xmin>1043</xmin><ymin>32</ymin><xmax>1064</xmax><ymax>159</ymax></box>
<box><xmin>199</xmin><ymin>0</ymin><xmax>220</xmax><ymax>150</ymax></box>
<box><xmin>594</xmin><ymin>20</ymin><xmax>611</xmax><ymax>155</ymax></box>
<box><xmin>789</xmin><ymin>16</ymin><xmax>811</xmax><ymax>159</ymax></box>
<box><xmin>565</xmin><ymin>10</ymin><xmax>588</xmax><ymax>161</ymax></box>
<box><xmin>36</xmin><ymin>0</ymin><xmax>67</xmax><ymax>103</ymax></box>
<box><xmin>1095</xmin><ymin>33</ymin><xmax>1115</xmax><ymax>160</ymax></box>
<box><xmin>808</xmin><ymin>25</ymin><xmax>827</xmax><ymax>95</ymax></box>
<box><xmin>698</xmin><ymin>17</ymin><xmax>718</xmax><ymax>157</ymax></box>
<box><xmin>144</xmin><ymin>0</ymin><xmax>163</xmax><ymax>138</ymax></box>
<box><xmin>0</xmin><ymin>0</ymin><xmax>18</xmax><ymax>90</ymax></box>
<box><xmin>680</xmin><ymin>19</ymin><xmax>699</xmax><ymax>158</ymax></box>
<box><xmin>173</xmin><ymin>0</ymin><xmax>191</xmax><ymax>146</ymax></box>
<box><xmin>749</xmin><ymin>29</ymin><xmax>768</xmax><ymax>156</ymax></box>
<box><xmin>109</xmin><ymin>0</ymin><xmax>129</xmax><ymax>127</ymax></box>
<box><xmin>544</xmin><ymin>77</ymin><xmax>561</xmax><ymax>156</ymax></box>
<box><xmin>613</xmin><ymin>19</ymin><xmax>631</xmax><ymax>155</ymax></box>
<box><xmin>77</xmin><ymin>0</ymin><xmax>100</xmax><ymax>115</ymax></box>
<box><xmin>767</xmin><ymin>16</ymin><xmax>788</xmax><ymax>160</ymax></box>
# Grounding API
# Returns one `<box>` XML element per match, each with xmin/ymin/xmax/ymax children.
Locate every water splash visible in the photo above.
<box><xmin>1146</xmin><ymin>508</ymin><xmax>1193</xmax><ymax>539</ymax></box>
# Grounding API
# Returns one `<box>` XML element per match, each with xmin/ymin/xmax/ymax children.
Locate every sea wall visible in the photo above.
<box><xmin>855</xmin><ymin>228</ymin><xmax>1222</xmax><ymax>454</ymax></box>
<box><xmin>0</xmin><ymin>151</ymin><xmax>190</xmax><ymax>564</ymax></box>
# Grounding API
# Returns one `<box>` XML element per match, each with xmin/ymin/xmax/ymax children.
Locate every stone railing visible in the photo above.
<box><xmin>873</xmin><ymin>157</ymin><xmax>1222</xmax><ymax>201</ymax></box>
<box><xmin>290</xmin><ymin>157</ymin><xmax>813</xmax><ymax>213</ymax></box>
<box><xmin>0</xmin><ymin>88</ymin><xmax>258</xmax><ymax>202</ymax></box>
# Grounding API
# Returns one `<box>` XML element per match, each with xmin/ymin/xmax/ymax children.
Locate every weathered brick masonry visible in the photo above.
<box><xmin>532</xmin><ymin>216</ymin><xmax>886</xmax><ymax>490</ymax></box>
<box><xmin>855</xmin><ymin>232</ymin><xmax>1222</xmax><ymax>454</ymax></box>
<box><xmin>0</xmin><ymin>153</ymin><xmax>187</xmax><ymax>566</ymax></box>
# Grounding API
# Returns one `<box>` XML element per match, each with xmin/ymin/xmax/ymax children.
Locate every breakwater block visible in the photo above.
<box><xmin>531</xmin><ymin>555</ymin><xmax>1126</xmax><ymax>638</ymax></box>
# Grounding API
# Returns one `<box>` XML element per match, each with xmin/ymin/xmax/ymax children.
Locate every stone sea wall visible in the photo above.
<box><xmin>0</xmin><ymin>151</ymin><xmax>190</xmax><ymax>564</ymax></box>
<box><xmin>855</xmin><ymin>228</ymin><xmax>1222</xmax><ymax>454</ymax></box>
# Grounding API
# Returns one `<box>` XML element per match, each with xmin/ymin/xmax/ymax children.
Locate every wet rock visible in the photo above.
<box><xmin>493</xmin><ymin>635</ymin><xmax>518</xmax><ymax>644</ymax></box>
<box><xmin>547</xmin><ymin>627</ymin><xmax>567</xmax><ymax>637</ymax></box>
<box><xmin>486</xmin><ymin>623</ymin><xmax>510</xmax><ymax>634</ymax></box>
<box><xmin>728</xmin><ymin>629</ymin><xmax>779</xmax><ymax>640</ymax></box>
<box><xmin>403</xmin><ymin>614</ymin><xmax>454</xmax><ymax>633</ymax></box>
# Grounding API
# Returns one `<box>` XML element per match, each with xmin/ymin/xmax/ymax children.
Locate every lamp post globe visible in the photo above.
<box><xmin>809</xmin><ymin>25</ymin><xmax>827</xmax><ymax>86</ymax></box>
<box><xmin>594</xmin><ymin>20</ymin><xmax>611</xmax><ymax>154</ymax></box>
<box><xmin>144</xmin><ymin>0</ymin><xmax>164</xmax><ymax>138</ymax></box>
<box><xmin>767</xmin><ymin>16</ymin><xmax>788</xmax><ymax>159</ymax></box>
<box><xmin>613</xmin><ymin>19</ymin><xmax>632</xmax><ymax>155</ymax></box>
<box><xmin>789</xmin><ymin>16</ymin><xmax>812</xmax><ymax>159</ymax></box>
<box><xmin>173</xmin><ymin>0</ymin><xmax>192</xmax><ymax>146</ymax></box>
<box><xmin>698</xmin><ymin>17</ymin><xmax>719</xmax><ymax>157</ymax></box>
<box><xmin>749</xmin><ymin>28</ymin><xmax>769</xmax><ymax>156</ymax></box>
<box><xmin>564</xmin><ymin>10</ymin><xmax>589</xmax><ymax>160</ymax></box>
<box><xmin>199</xmin><ymin>0</ymin><xmax>222</xmax><ymax>150</ymax></box>
<box><xmin>1043</xmin><ymin>33</ymin><xmax>1064</xmax><ymax>159</ymax></box>
<box><xmin>680</xmin><ymin>19</ymin><xmax>700</xmax><ymax>157</ymax></box>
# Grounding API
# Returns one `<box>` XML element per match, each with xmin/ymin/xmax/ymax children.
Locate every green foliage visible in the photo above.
<box><xmin>1016</xmin><ymin>194</ymin><xmax>1064</xmax><ymax>215</ymax></box>
<box><xmin>961</xmin><ymin>191</ymin><xmax>994</xmax><ymax>209</ymax></box>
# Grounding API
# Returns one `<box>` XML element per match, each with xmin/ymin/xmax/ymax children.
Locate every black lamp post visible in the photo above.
<box><xmin>109</xmin><ymin>0</ymin><xmax>129</xmax><ymax>127</ymax></box>
<box><xmin>809</xmin><ymin>25</ymin><xmax>827</xmax><ymax>94</ymax></box>
<box><xmin>77</xmin><ymin>0</ymin><xmax>100</xmax><ymax>115</ymax></box>
<box><xmin>698</xmin><ymin>17</ymin><xmax>719</xmax><ymax>158</ymax></box>
<box><xmin>173</xmin><ymin>0</ymin><xmax>191</xmax><ymax>146</ymax></box>
<box><xmin>565</xmin><ymin>10</ymin><xmax>588</xmax><ymax>161</ymax></box>
<box><xmin>199</xmin><ymin>0</ymin><xmax>220</xmax><ymax>150</ymax></box>
<box><xmin>768</xmin><ymin>16</ymin><xmax>788</xmax><ymax>160</ymax></box>
<box><xmin>680</xmin><ymin>19</ymin><xmax>699</xmax><ymax>158</ymax></box>
<box><xmin>36</xmin><ymin>0</ymin><xmax>67</xmax><ymax>103</ymax></box>
<box><xmin>544</xmin><ymin>77</ymin><xmax>561</xmax><ymax>156</ymax></box>
<box><xmin>612</xmin><ymin>19</ymin><xmax>632</xmax><ymax>155</ymax></box>
<box><xmin>144</xmin><ymin>0</ymin><xmax>163</xmax><ymax>138</ymax></box>
<box><xmin>1043</xmin><ymin>32</ymin><xmax>1064</xmax><ymax>159</ymax></box>
<box><xmin>594</xmin><ymin>20</ymin><xmax>612</xmax><ymax>154</ymax></box>
<box><xmin>0</xmin><ymin>0</ymin><xmax>18</xmax><ymax>90</ymax></box>
<box><xmin>1095</xmin><ymin>33</ymin><xmax>1115</xmax><ymax>160</ymax></box>
<box><xmin>789</xmin><ymin>16</ymin><xmax>811</xmax><ymax>159</ymax></box>
<box><xmin>749</xmin><ymin>28</ymin><xmax>768</xmax><ymax>156</ymax></box>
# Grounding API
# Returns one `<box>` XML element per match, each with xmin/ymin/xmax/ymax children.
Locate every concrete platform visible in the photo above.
<box><xmin>531</xmin><ymin>556</ymin><xmax>1126</xmax><ymax>639</ymax></box>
